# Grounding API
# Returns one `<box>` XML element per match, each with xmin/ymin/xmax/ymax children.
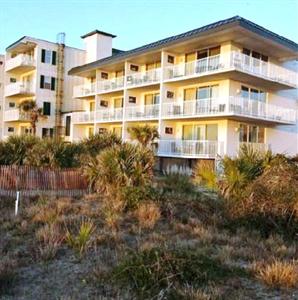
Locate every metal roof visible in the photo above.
<box><xmin>66</xmin><ymin>16</ymin><xmax>297</xmax><ymax>75</ymax></box>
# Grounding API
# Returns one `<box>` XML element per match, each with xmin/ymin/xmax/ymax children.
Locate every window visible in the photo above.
<box><xmin>0</xmin><ymin>61</ymin><xmax>3</xmax><ymax>65</ymax></box>
<box><xmin>65</xmin><ymin>116</ymin><xmax>71</xmax><ymax>136</ymax></box>
<box><xmin>113</xmin><ymin>127</ymin><xmax>122</xmax><ymax>138</ymax></box>
<box><xmin>146</xmin><ymin>62</ymin><xmax>161</xmax><ymax>70</ymax></box>
<box><xmin>10</xmin><ymin>78</ymin><xmax>16</xmax><ymax>83</ymax></box>
<box><xmin>182</xmin><ymin>124</ymin><xmax>218</xmax><ymax>141</ymax></box>
<box><xmin>101</xmin><ymin>72</ymin><xmax>108</xmax><ymax>79</ymax></box>
<box><xmin>114</xmin><ymin>97</ymin><xmax>123</xmax><ymax>108</ymax></box>
<box><xmin>9</xmin><ymin>102</ymin><xmax>16</xmax><ymax>108</ymax></box>
<box><xmin>100</xmin><ymin>100</ymin><xmax>108</xmax><ymax>107</ymax></box>
<box><xmin>129</xmin><ymin>96</ymin><xmax>136</xmax><ymax>103</ymax></box>
<box><xmin>242</xmin><ymin>48</ymin><xmax>268</xmax><ymax>62</ymax></box>
<box><xmin>8</xmin><ymin>127</ymin><xmax>14</xmax><ymax>133</ymax></box>
<box><xmin>130</xmin><ymin>65</ymin><xmax>139</xmax><ymax>72</ymax></box>
<box><xmin>42</xmin><ymin>128</ymin><xmax>54</xmax><ymax>138</ymax></box>
<box><xmin>183</xmin><ymin>85</ymin><xmax>219</xmax><ymax>101</ymax></box>
<box><xmin>239</xmin><ymin>124</ymin><xmax>264</xmax><ymax>143</ymax></box>
<box><xmin>206</xmin><ymin>124</ymin><xmax>218</xmax><ymax>141</ymax></box>
<box><xmin>41</xmin><ymin>49</ymin><xmax>57</xmax><ymax>65</ymax></box>
<box><xmin>144</xmin><ymin>93</ymin><xmax>160</xmax><ymax>105</ymax></box>
<box><xmin>168</xmin><ymin>55</ymin><xmax>174</xmax><ymax>64</ymax></box>
<box><xmin>40</xmin><ymin>75</ymin><xmax>56</xmax><ymax>90</ymax></box>
<box><xmin>241</xmin><ymin>85</ymin><xmax>266</xmax><ymax>102</ymax></box>
<box><xmin>43</xmin><ymin>102</ymin><xmax>51</xmax><ymax>116</ymax></box>
<box><xmin>89</xmin><ymin>102</ymin><xmax>95</xmax><ymax>111</ymax></box>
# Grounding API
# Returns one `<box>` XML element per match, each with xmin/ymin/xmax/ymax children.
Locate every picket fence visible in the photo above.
<box><xmin>0</xmin><ymin>165</ymin><xmax>89</xmax><ymax>197</ymax></box>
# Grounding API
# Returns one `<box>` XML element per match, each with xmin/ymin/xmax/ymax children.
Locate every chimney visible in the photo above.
<box><xmin>81</xmin><ymin>30</ymin><xmax>116</xmax><ymax>63</ymax></box>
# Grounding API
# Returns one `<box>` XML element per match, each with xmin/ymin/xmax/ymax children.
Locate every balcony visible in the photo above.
<box><xmin>95</xmin><ymin>108</ymin><xmax>123</xmax><ymax>123</ymax></box>
<box><xmin>5</xmin><ymin>82</ymin><xmax>34</xmax><ymax>97</ymax></box>
<box><xmin>158</xmin><ymin>140</ymin><xmax>224</xmax><ymax>158</ymax></box>
<box><xmin>126</xmin><ymin>104</ymin><xmax>159</xmax><ymax>121</ymax></box>
<box><xmin>126</xmin><ymin>68</ymin><xmax>161</xmax><ymax>88</ymax></box>
<box><xmin>73</xmin><ymin>83</ymin><xmax>96</xmax><ymax>98</ymax></box>
<box><xmin>4</xmin><ymin>109</ymin><xmax>30</xmax><ymax>122</ymax></box>
<box><xmin>162</xmin><ymin>96</ymin><xmax>296</xmax><ymax>125</ymax></box>
<box><xmin>72</xmin><ymin>111</ymin><xmax>95</xmax><ymax>124</ymax></box>
<box><xmin>98</xmin><ymin>77</ymin><xmax>124</xmax><ymax>93</ymax></box>
<box><xmin>5</xmin><ymin>54</ymin><xmax>35</xmax><ymax>73</ymax></box>
<box><xmin>164</xmin><ymin>51</ymin><xmax>298</xmax><ymax>89</ymax></box>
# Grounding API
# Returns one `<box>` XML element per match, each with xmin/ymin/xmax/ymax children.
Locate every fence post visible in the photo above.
<box><xmin>15</xmin><ymin>191</ymin><xmax>20</xmax><ymax>216</ymax></box>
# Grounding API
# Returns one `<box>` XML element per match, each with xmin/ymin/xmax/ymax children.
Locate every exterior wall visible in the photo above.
<box><xmin>0</xmin><ymin>55</ymin><xmax>4</xmax><ymax>138</ymax></box>
<box><xmin>68</xmin><ymin>35</ymin><xmax>298</xmax><ymax>159</ymax></box>
<box><xmin>2</xmin><ymin>37</ymin><xmax>85</xmax><ymax>139</ymax></box>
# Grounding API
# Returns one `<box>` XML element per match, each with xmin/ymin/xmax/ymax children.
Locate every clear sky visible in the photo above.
<box><xmin>0</xmin><ymin>0</ymin><xmax>298</xmax><ymax>53</ymax></box>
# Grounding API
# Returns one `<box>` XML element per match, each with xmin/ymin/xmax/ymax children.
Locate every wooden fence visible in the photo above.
<box><xmin>0</xmin><ymin>165</ymin><xmax>89</xmax><ymax>197</ymax></box>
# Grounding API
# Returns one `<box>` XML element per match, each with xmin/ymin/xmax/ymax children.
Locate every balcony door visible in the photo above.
<box><xmin>144</xmin><ymin>93</ymin><xmax>159</xmax><ymax>116</ymax></box>
<box><xmin>114</xmin><ymin>97</ymin><xmax>123</xmax><ymax>108</ymax></box>
<box><xmin>185</xmin><ymin>52</ymin><xmax>196</xmax><ymax>76</ymax></box>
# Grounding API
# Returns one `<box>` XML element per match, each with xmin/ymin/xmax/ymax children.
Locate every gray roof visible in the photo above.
<box><xmin>81</xmin><ymin>30</ymin><xmax>116</xmax><ymax>39</ymax></box>
<box><xmin>69</xmin><ymin>16</ymin><xmax>298</xmax><ymax>75</ymax></box>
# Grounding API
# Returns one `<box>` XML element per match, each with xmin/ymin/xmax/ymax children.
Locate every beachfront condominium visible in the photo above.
<box><xmin>1</xmin><ymin>34</ymin><xmax>86</xmax><ymax>139</ymax></box>
<box><xmin>66</xmin><ymin>16</ymin><xmax>298</xmax><ymax>169</ymax></box>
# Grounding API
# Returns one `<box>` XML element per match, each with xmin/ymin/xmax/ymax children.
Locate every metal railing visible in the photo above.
<box><xmin>71</xmin><ymin>111</ymin><xmax>95</xmax><ymax>123</ymax></box>
<box><xmin>98</xmin><ymin>76</ymin><xmax>124</xmax><ymax>93</ymax></box>
<box><xmin>158</xmin><ymin>140</ymin><xmax>223</xmax><ymax>158</ymax></box>
<box><xmin>73</xmin><ymin>83</ymin><xmax>96</xmax><ymax>98</ymax></box>
<box><xmin>126</xmin><ymin>68</ymin><xmax>161</xmax><ymax>87</ymax></box>
<box><xmin>95</xmin><ymin>108</ymin><xmax>123</xmax><ymax>122</ymax></box>
<box><xmin>239</xmin><ymin>142</ymin><xmax>269</xmax><ymax>153</ymax></box>
<box><xmin>125</xmin><ymin>104</ymin><xmax>160</xmax><ymax>120</ymax></box>
<box><xmin>164</xmin><ymin>51</ymin><xmax>298</xmax><ymax>87</ymax></box>
<box><xmin>162</xmin><ymin>96</ymin><xmax>296</xmax><ymax>124</ymax></box>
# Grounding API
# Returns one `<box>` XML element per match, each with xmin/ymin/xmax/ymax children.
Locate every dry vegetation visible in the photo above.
<box><xmin>0</xmin><ymin>133</ymin><xmax>297</xmax><ymax>299</ymax></box>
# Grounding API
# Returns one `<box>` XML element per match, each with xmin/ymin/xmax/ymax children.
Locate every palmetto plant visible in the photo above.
<box><xmin>83</xmin><ymin>142</ymin><xmax>155</xmax><ymax>195</ymax></box>
<box><xmin>128</xmin><ymin>125</ymin><xmax>159</xmax><ymax>147</ymax></box>
<box><xmin>19</xmin><ymin>100</ymin><xmax>46</xmax><ymax>136</ymax></box>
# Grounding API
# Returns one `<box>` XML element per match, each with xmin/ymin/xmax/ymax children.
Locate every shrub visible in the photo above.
<box><xmin>0</xmin><ymin>257</ymin><xmax>17</xmax><ymax>296</ymax></box>
<box><xmin>36</xmin><ymin>223</ymin><xmax>64</xmax><ymax>261</ymax></box>
<box><xmin>194</xmin><ymin>160</ymin><xmax>217</xmax><ymax>190</ymax></box>
<box><xmin>253</xmin><ymin>260</ymin><xmax>298</xmax><ymax>288</ymax></box>
<box><xmin>80</xmin><ymin>132</ymin><xmax>122</xmax><ymax>157</ymax></box>
<box><xmin>26</xmin><ymin>138</ymin><xmax>83</xmax><ymax>168</ymax></box>
<box><xmin>65</xmin><ymin>219</ymin><xmax>95</xmax><ymax>257</ymax></box>
<box><xmin>161</xmin><ymin>172</ymin><xmax>195</xmax><ymax>195</ymax></box>
<box><xmin>0</xmin><ymin>135</ymin><xmax>39</xmax><ymax>165</ymax></box>
<box><xmin>127</xmin><ymin>124</ymin><xmax>159</xmax><ymax>147</ymax></box>
<box><xmin>226</xmin><ymin>156</ymin><xmax>298</xmax><ymax>238</ymax></box>
<box><xmin>135</xmin><ymin>201</ymin><xmax>161</xmax><ymax>229</ymax></box>
<box><xmin>85</xmin><ymin>143</ymin><xmax>154</xmax><ymax>196</ymax></box>
<box><xmin>110</xmin><ymin>247</ymin><xmax>245</xmax><ymax>298</ymax></box>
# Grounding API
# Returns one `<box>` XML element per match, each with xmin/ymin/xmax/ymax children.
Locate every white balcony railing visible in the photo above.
<box><xmin>158</xmin><ymin>140</ymin><xmax>224</xmax><ymax>158</ymax></box>
<box><xmin>239</xmin><ymin>142</ymin><xmax>269</xmax><ymax>153</ymax></box>
<box><xmin>72</xmin><ymin>111</ymin><xmax>95</xmax><ymax>123</ymax></box>
<box><xmin>98</xmin><ymin>77</ymin><xmax>125</xmax><ymax>93</ymax></box>
<box><xmin>73</xmin><ymin>83</ymin><xmax>96</xmax><ymax>98</ymax></box>
<box><xmin>4</xmin><ymin>109</ymin><xmax>30</xmax><ymax>122</ymax></box>
<box><xmin>125</xmin><ymin>104</ymin><xmax>160</xmax><ymax>120</ymax></box>
<box><xmin>5</xmin><ymin>54</ymin><xmax>35</xmax><ymax>72</ymax></box>
<box><xmin>162</xmin><ymin>96</ymin><xmax>296</xmax><ymax>124</ymax></box>
<box><xmin>5</xmin><ymin>82</ymin><xmax>34</xmax><ymax>97</ymax></box>
<box><xmin>164</xmin><ymin>51</ymin><xmax>298</xmax><ymax>88</ymax></box>
<box><xmin>126</xmin><ymin>68</ymin><xmax>161</xmax><ymax>88</ymax></box>
<box><xmin>95</xmin><ymin>108</ymin><xmax>123</xmax><ymax>122</ymax></box>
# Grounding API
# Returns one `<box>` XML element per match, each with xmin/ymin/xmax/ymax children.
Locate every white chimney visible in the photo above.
<box><xmin>81</xmin><ymin>30</ymin><xmax>116</xmax><ymax>63</ymax></box>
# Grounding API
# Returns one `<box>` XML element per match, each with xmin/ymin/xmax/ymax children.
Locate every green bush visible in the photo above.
<box><xmin>110</xmin><ymin>247</ymin><xmax>246</xmax><ymax>298</ymax></box>
<box><xmin>224</xmin><ymin>154</ymin><xmax>298</xmax><ymax>239</ymax></box>
<box><xmin>161</xmin><ymin>173</ymin><xmax>195</xmax><ymax>195</ymax></box>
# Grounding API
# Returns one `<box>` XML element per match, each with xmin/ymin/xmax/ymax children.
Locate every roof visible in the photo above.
<box><xmin>81</xmin><ymin>30</ymin><xmax>116</xmax><ymax>39</ymax></box>
<box><xmin>69</xmin><ymin>16</ymin><xmax>298</xmax><ymax>76</ymax></box>
<box><xmin>6</xmin><ymin>36</ymin><xmax>85</xmax><ymax>52</ymax></box>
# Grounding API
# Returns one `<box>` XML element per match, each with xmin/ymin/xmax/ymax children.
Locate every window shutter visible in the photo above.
<box><xmin>42</xmin><ymin>128</ymin><xmax>47</xmax><ymax>138</ymax></box>
<box><xmin>43</xmin><ymin>102</ymin><xmax>51</xmax><ymax>116</ymax></box>
<box><xmin>51</xmin><ymin>77</ymin><xmax>56</xmax><ymax>91</ymax></box>
<box><xmin>40</xmin><ymin>75</ymin><xmax>45</xmax><ymax>89</ymax></box>
<box><xmin>41</xmin><ymin>49</ymin><xmax>46</xmax><ymax>63</ymax></box>
<box><xmin>52</xmin><ymin>51</ymin><xmax>57</xmax><ymax>65</ymax></box>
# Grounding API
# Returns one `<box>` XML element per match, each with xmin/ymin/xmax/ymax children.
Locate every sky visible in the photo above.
<box><xmin>0</xmin><ymin>0</ymin><xmax>298</xmax><ymax>53</ymax></box>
